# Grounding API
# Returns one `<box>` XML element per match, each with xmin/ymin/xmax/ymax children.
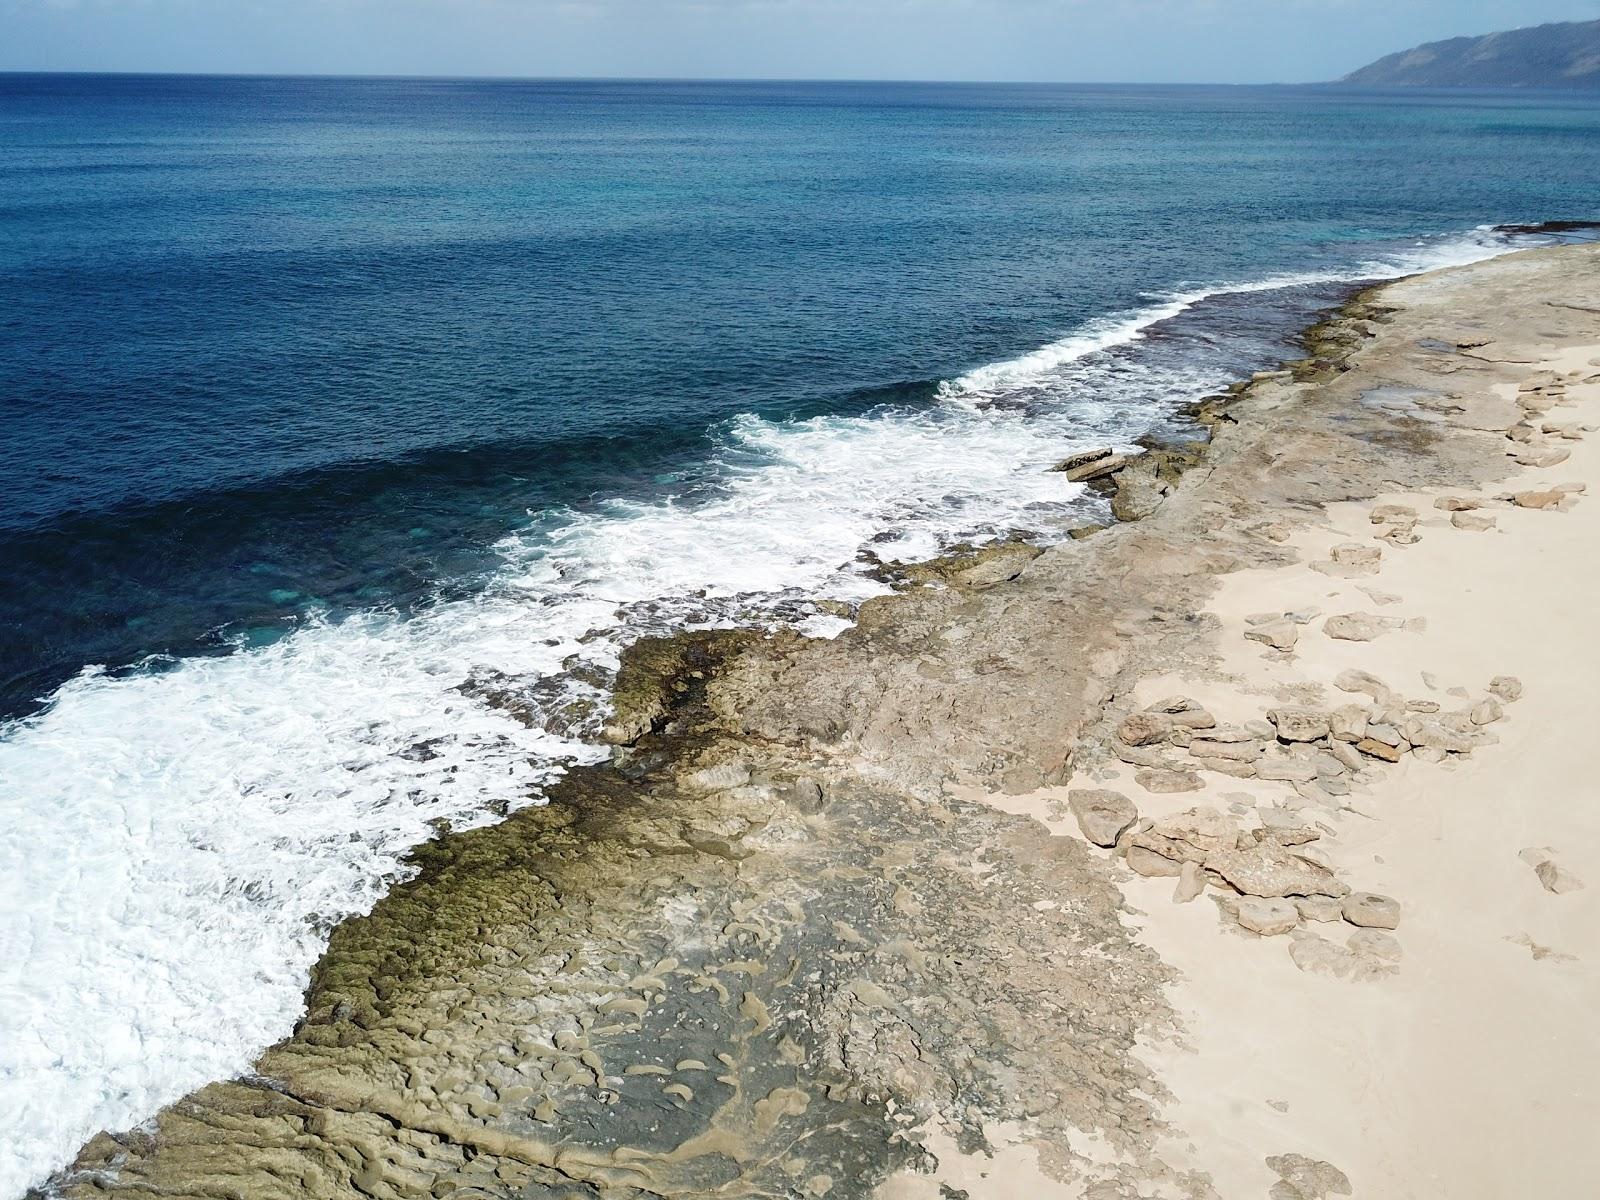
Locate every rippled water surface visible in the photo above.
<box><xmin>3</xmin><ymin>75</ymin><xmax>1599</xmax><ymax>1195</ymax></box>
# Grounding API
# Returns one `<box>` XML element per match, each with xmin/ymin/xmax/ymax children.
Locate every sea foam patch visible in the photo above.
<box><xmin>0</xmin><ymin>227</ymin><xmax>1524</xmax><ymax>1196</ymax></box>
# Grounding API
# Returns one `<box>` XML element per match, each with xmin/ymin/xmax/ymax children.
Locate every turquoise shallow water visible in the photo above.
<box><xmin>1</xmin><ymin>75</ymin><xmax>1599</xmax><ymax>1197</ymax></box>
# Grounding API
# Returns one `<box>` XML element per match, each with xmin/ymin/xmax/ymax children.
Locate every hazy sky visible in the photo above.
<box><xmin>4</xmin><ymin>0</ymin><xmax>1599</xmax><ymax>83</ymax></box>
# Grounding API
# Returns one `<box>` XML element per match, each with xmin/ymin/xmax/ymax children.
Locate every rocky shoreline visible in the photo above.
<box><xmin>46</xmin><ymin>243</ymin><xmax>1600</xmax><ymax>1199</ymax></box>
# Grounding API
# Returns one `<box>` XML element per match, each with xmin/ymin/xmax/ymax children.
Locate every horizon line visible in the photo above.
<box><xmin>1</xmin><ymin>67</ymin><xmax>1345</xmax><ymax>88</ymax></box>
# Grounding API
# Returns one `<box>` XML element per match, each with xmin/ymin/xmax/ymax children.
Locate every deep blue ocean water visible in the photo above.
<box><xmin>5</xmin><ymin>75</ymin><xmax>1600</xmax><ymax>714</ymax></box>
<box><xmin>2</xmin><ymin>74</ymin><xmax>1599</xmax><ymax>1196</ymax></box>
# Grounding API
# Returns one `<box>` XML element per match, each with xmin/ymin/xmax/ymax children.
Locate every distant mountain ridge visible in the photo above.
<box><xmin>1342</xmin><ymin>19</ymin><xmax>1600</xmax><ymax>88</ymax></box>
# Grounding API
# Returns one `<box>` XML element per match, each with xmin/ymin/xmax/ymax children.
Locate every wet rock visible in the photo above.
<box><xmin>1059</xmin><ymin>451</ymin><xmax>1141</xmax><ymax>483</ymax></box>
<box><xmin>1068</xmin><ymin>789</ymin><xmax>1138</xmax><ymax>848</ymax></box>
<box><xmin>1206</xmin><ymin>842</ymin><xmax>1348</xmax><ymax>899</ymax></box>
<box><xmin>1233</xmin><ymin>897</ymin><xmax>1300</xmax><ymax>936</ymax></box>
<box><xmin>1268</xmin><ymin>708</ymin><xmax>1331</xmax><ymax>744</ymax></box>
<box><xmin>1341</xmin><ymin>892</ymin><xmax>1401</xmax><ymax>929</ymax></box>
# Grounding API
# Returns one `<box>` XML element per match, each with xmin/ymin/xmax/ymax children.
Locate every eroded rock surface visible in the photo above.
<box><xmin>47</xmin><ymin>243</ymin><xmax>1600</xmax><ymax>1199</ymax></box>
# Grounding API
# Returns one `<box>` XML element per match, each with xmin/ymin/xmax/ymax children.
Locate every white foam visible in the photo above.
<box><xmin>944</xmin><ymin>228</ymin><xmax>1515</xmax><ymax>400</ymax></box>
<box><xmin>0</xmin><ymin>227</ymin><xmax>1522</xmax><ymax>1196</ymax></box>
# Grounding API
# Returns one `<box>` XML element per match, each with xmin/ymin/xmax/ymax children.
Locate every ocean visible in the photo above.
<box><xmin>2</xmin><ymin>73</ymin><xmax>1598</xmax><ymax>1195</ymax></box>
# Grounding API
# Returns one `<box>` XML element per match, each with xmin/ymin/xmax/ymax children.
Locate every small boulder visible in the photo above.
<box><xmin>1233</xmin><ymin>897</ymin><xmax>1300</xmax><ymax>936</ymax></box>
<box><xmin>1354</xmin><ymin>737</ymin><xmax>1404</xmax><ymax>763</ymax></box>
<box><xmin>1488</xmin><ymin>675</ymin><xmax>1523</xmax><ymax>703</ymax></box>
<box><xmin>1172</xmin><ymin>860</ymin><xmax>1206</xmax><ymax>903</ymax></box>
<box><xmin>1206</xmin><ymin>842</ymin><xmax>1348</xmax><ymax>899</ymax></box>
<box><xmin>1324</xmin><ymin>612</ymin><xmax>1398</xmax><ymax>642</ymax></box>
<box><xmin>1268</xmin><ymin>708</ymin><xmax>1331</xmax><ymax>743</ymax></box>
<box><xmin>1452</xmin><ymin>511</ymin><xmax>1497</xmax><ymax>531</ymax></box>
<box><xmin>1342</xmin><ymin>892</ymin><xmax>1401</xmax><ymax>929</ymax></box>
<box><xmin>1067</xmin><ymin>789</ymin><xmax>1138</xmax><ymax>848</ymax></box>
<box><xmin>1512</xmin><ymin>489</ymin><xmax>1564</xmax><ymax>509</ymax></box>
<box><xmin>1245</xmin><ymin>620</ymin><xmax>1300</xmax><ymax>652</ymax></box>
<box><xmin>1266</xmin><ymin>1154</ymin><xmax>1353</xmax><ymax>1200</ymax></box>
<box><xmin>1134</xmin><ymin>767</ymin><xmax>1203</xmax><ymax>794</ymax></box>
<box><xmin>1331</xmin><ymin>542</ymin><xmax>1381</xmax><ymax>568</ymax></box>
<box><xmin>1126</xmin><ymin>845</ymin><xmax>1185</xmax><ymax>878</ymax></box>
<box><xmin>1117</xmin><ymin>711</ymin><xmax>1173</xmax><ymax>747</ymax></box>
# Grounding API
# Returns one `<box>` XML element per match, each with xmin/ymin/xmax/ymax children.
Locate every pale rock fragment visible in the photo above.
<box><xmin>1268</xmin><ymin>708</ymin><xmax>1331</xmax><ymax>743</ymax></box>
<box><xmin>1134</xmin><ymin>767</ymin><xmax>1203</xmax><ymax>794</ymax></box>
<box><xmin>1341</xmin><ymin>892</ymin><xmax>1402</xmax><ymax>929</ymax></box>
<box><xmin>1488</xmin><ymin>675</ymin><xmax>1523</xmax><ymax>703</ymax></box>
<box><xmin>1206</xmin><ymin>841</ymin><xmax>1348</xmax><ymax>898</ymax></box>
<box><xmin>1232</xmin><ymin>897</ymin><xmax>1300</xmax><ymax>936</ymax></box>
<box><xmin>1324</xmin><ymin>612</ymin><xmax>1398</xmax><ymax>642</ymax></box>
<box><xmin>1067</xmin><ymin>789</ymin><xmax>1138</xmax><ymax>848</ymax></box>
<box><xmin>1245</xmin><ymin>620</ymin><xmax>1299</xmax><ymax>652</ymax></box>
<box><xmin>1172</xmin><ymin>860</ymin><xmax>1206</xmax><ymax>903</ymax></box>
<box><xmin>1266</xmin><ymin>1153</ymin><xmax>1353</xmax><ymax>1200</ymax></box>
<box><xmin>1452</xmin><ymin>510</ymin><xmax>1496</xmax><ymax>531</ymax></box>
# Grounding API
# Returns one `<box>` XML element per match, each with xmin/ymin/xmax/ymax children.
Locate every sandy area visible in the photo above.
<box><xmin>939</xmin><ymin>346</ymin><xmax>1600</xmax><ymax>1198</ymax></box>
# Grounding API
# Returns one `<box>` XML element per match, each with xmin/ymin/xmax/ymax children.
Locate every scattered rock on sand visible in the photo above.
<box><xmin>1434</xmin><ymin>495</ymin><xmax>1480</xmax><ymax>511</ymax></box>
<box><xmin>1068</xmin><ymin>789</ymin><xmax>1138</xmax><ymax>848</ymax></box>
<box><xmin>1117</xmin><ymin>711</ymin><xmax>1172</xmax><ymax>746</ymax></box>
<box><xmin>1173</xmin><ymin>860</ymin><xmax>1206</xmax><ymax>903</ymax></box>
<box><xmin>1452</xmin><ymin>510</ymin><xmax>1497</xmax><ymax>531</ymax></box>
<box><xmin>1488</xmin><ymin>675</ymin><xmax>1523</xmax><ymax>703</ymax></box>
<box><xmin>1245</xmin><ymin>619</ymin><xmax>1300</xmax><ymax>652</ymax></box>
<box><xmin>1324</xmin><ymin>612</ymin><xmax>1399</xmax><ymax>642</ymax></box>
<box><xmin>1520</xmin><ymin>848</ymin><xmax>1585</xmax><ymax>894</ymax></box>
<box><xmin>1135</xmin><ymin>767</ymin><xmax>1203</xmax><ymax>794</ymax></box>
<box><xmin>1354</xmin><ymin>737</ymin><xmax>1404</xmax><ymax>763</ymax></box>
<box><xmin>1341</xmin><ymin>892</ymin><xmax>1402</xmax><ymax>929</ymax></box>
<box><xmin>1126</xmin><ymin>845</ymin><xmax>1186</xmax><ymax>878</ymax></box>
<box><xmin>1232</xmin><ymin>897</ymin><xmax>1300</xmax><ymax>936</ymax></box>
<box><xmin>1512</xmin><ymin>489</ymin><xmax>1564</xmax><ymax>509</ymax></box>
<box><xmin>1469</xmin><ymin>698</ymin><xmax>1503</xmax><ymax>725</ymax></box>
<box><xmin>1268</xmin><ymin>708</ymin><xmax>1331</xmax><ymax>743</ymax></box>
<box><xmin>1266</xmin><ymin>1152</ymin><xmax>1353</xmax><ymax>1200</ymax></box>
<box><xmin>1207</xmin><ymin>842</ymin><xmax>1348</xmax><ymax>899</ymax></box>
<box><xmin>1295</xmin><ymin>896</ymin><xmax>1345</xmax><ymax>923</ymax></box>
<box><xmin>1334</xmin><ymin>668</ymin><xmax>1392</xmax><ymax>703</ymax></box>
